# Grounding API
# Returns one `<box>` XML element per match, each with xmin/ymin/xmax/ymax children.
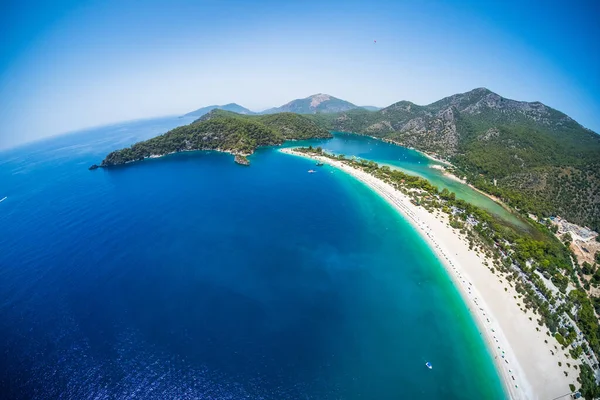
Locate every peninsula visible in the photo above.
<box><xmin>97</xmin><ymin>110</ymin><xmax>331</xmax><ymax>167</ymax></box>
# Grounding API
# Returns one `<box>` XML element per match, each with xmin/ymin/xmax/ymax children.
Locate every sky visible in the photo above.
<box><xmin>0</xmin><ymin>0</ymin><xmax>599</xmax><ymax>149</ymax></box>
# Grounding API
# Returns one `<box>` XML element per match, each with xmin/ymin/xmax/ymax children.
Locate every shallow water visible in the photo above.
<box><xmin>308</xmin><ymin>132</ymin><xmax>525</xmax><ymax>228</ymax></box>
<box><xmin>0</xmin><ymin>117</ymin><xmax>503</xmax><ymax>398</ymax></box>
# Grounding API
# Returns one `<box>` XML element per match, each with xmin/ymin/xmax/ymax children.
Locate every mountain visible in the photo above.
<box><xmin>262</xmin><ymin>94</ymin><xmax>358</xmax><ymax>114</ymax></box>
<box><xmin>360</xmin><ymin>106</ymin><xmax>381</xmax><ymax>111</ymax></box>
<box><xmin>184</xmin><ymin>103</ymin><xmax>254</xmax><ymax>118</ymax></box>
<box><xmin>310</xmin><ymin>88</ymin><xmax>600</xmax><ymax>230</ymax></box>
<box><xmin>99</xmin><ymin>110</ymin><xmax>331</xmax><ymax>167</ymax></box>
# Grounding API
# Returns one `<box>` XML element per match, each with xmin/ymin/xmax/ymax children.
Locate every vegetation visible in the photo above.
<box><xmin>296</xmin><ymin>146</ymin><xmax>600</xmax><ymax>395</ymax></box>
<box><xmin>184</xmin><ymin>103</ymin><xmax>255</xmax><ymax>118</ymax></box>
<box><xmin>100</xmin><ymin>110</ymin><xmax>330</xmax><ymax>166</ymax></box>
<box><xmin>308</xmin><ymin>88</ymin><xmax>600</xmax><ymax>231</ymax></box>
<box><xmin>579</xmin><ymin>364</ymin><xmax>600</xmax><ymax>399</ymax></box>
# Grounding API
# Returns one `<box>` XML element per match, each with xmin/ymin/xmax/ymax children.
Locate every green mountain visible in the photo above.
<box><xmin>360</xmin><ymin>106</ymin><xmax>381</xmax><ymax>111</ymax></box>
<box><xmin>184</xmin><ymin>103</ymin><xmax>254</xmax><ymax>118</ymax></box>
<box><xmin>100</xmin><ymin>110</ymin><xmax>331</xmax><ymax>167</ymax></box>
<box><xmin>310</xmin><ymin>88</ymin><xmax>600</xmax><ymax>230</ymax></box>
<box><xmin>261</xmin><ymin>93</ymin><xmax>358</xmax><ymax>114</ymax></box>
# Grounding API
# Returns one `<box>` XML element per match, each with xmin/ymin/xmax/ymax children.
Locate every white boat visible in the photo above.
<box><xmin>0</xmin><ymin>196</ymin><xmax>6</xmax><ymax>203</ymax></box>
<box><xmin>425</xmin><ymin>361</ymin><xmax>432</xmax><ymax>369</ymax></box>
<box><xmin>308</xmin><ymin>170</ymin><xmax>316</xmax><ymax>173</ymax></box>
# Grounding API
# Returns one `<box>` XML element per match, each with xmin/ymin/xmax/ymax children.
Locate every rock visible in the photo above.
<box><xmin>234</xmin><ymin>155</ymin><xmax>250</xmax><ymax>166</ymax></box>
<box><xmin>88</xmin><ymin>164</ymin><xmax>99</xmax><ymax>170</ymax></box>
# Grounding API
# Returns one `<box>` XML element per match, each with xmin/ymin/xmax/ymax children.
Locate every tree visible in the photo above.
<box><xmin>562</xmin><ymin>232</ymin><xmax>573</xmax><ymax>245</ymax></box>
<box><xmin>579</xmin><ymin>364</ymin><xmax>600</xmax><ymax>399</ymax></box>
<box><xmin>582</xmin><ymin>261</ymin><xmax>594</xmax><ymax>275</ymax></box>
<box><xmin>439</xmin><ymin>188</ymin><xmax>456</xmax><ymax>201</ymax></box>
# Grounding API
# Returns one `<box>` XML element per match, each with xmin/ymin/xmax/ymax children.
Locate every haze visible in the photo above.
<box><xmin>1</xmin><ymin>0</ymin><xmax>599</xmax><ymax>149</ymax></box>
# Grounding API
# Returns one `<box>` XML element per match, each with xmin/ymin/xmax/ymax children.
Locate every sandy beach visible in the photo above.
<box><xmin>281</xmin><ymin>148</ymin><xmax>577</xmax><ymax>400</ymax></box>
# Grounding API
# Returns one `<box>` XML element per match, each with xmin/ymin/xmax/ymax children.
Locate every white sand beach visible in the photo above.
<box><xmin>281</xmin><ymin>148</ymin><xmax>578</xmax><ymax>400</ymax></box>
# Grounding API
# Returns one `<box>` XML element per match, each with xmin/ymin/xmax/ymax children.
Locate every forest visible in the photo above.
<box><xmin>100</xmin><ymin>110</ymin><xmax>331</xmax><ymax>166</ymax></box>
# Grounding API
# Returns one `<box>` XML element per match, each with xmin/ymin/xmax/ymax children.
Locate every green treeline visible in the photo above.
<box><xmin>101</xmin><ymin>110</ymin><xmax>331</xmax><ymax>166</ymax></box>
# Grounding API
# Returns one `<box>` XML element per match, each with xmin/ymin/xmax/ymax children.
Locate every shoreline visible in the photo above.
<box><xmin>368</xmin><ymin>136</ymin><xmax>512</xmax><ymax>211</ymax></box>
<box><xmin>380</xmin><ymin>137</ymin><xmax>452</xmax><ymax>166</ymax></box>
<box><xmin>280</xmin><ymin>148</ymin><xmax>576</xmax><ymax>399</ymax></box>
<box><xmin>95</xmin><ymin>147</ymin><xmax>250</xmax><ymax>168</ymax></box>
<box><xmin>427</xmin><ymin>159</ymin><xmax>513</xmax><ymax>212</ymax></box>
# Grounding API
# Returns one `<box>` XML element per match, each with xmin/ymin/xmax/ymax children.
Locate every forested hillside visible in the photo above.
<box><xmin>100</xmin><ymin>110</ymin><xmax>331</xmax><ymax>166</ymax></box>
<box><xmin>309</xmin><ymin>88</ymin><xmax>600</xmax><ymax>230</ymax></box>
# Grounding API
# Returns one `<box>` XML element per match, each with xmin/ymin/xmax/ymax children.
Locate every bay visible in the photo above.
<box><xmin>0</xmin><ymin>117</ymin><xmax>504</xmax><ymax>399</ymax></box>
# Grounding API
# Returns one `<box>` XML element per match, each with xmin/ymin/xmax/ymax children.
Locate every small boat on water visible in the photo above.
<box><xmin>425</xmin><ymin>362</ymin><xmax>432</xmax><ymax>369</ymax></box>
<box><xmin>0</xmin><ymin>196</ymin><xmax>6</xmax><ymax>203</ymax></box>
<box><xmin>315</xmin><ymin>161</ymin><xmax>324</xmax><ymax>166</ymax></box>
<box><xmin>308</xmin><ymin>170</ymin><xmax>316</xmax><ymax>173</ymax></box>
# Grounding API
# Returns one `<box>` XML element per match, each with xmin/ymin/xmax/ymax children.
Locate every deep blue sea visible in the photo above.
<box><xmin>0</xmin><ymin>117</ymin><xmax>504</xmax><ymax>399</ymax></box>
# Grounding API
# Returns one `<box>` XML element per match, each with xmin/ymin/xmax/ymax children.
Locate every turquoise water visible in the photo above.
<box><xmin>308</xmin><ymin>132</ymin><xmax>524</xmax><ymax>228</ymax></box>
<box><xmin>0</xmin><ymin>118</ymin><xmax>503</xmax><ymax>398</ymax></box>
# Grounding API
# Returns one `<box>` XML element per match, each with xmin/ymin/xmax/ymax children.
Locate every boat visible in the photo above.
<box><xmin>308</xmin><ymin>170</ymin><xmax>316</xmax><ymax>173</ymax></box>
<box><xmin>425</xmin><ymin>361</ymin><xmax>432</xmax><ymax>369</ymax></box>
<box><xmin>0</xmin><ymin>196</ymin><xmax>6</xmax><ymax>203</ymax></box>
<box><xmin>315</xmin><ymin>161</ymin><xmax>324</xmax><ymax>166</ymax></box>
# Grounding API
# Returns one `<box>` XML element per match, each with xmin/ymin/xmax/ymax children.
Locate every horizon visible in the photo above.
<box><xmin>2</xmin><ymin>2</ymin><xmax>600</xmax><ymax>398</ymax></box>
<box><xmin>1</xmin><ymin>0</ymin><xmax>599</xmax><ymax>149</ymax></box>
<box><xmin>4</xmin><ymin>85</ymin><xmax>598</xmax><ymax>152</ymax></box>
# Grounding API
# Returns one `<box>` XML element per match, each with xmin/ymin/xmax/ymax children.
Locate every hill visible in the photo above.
<box><xmin>262</xmin><ymin>93</ymin><xmax>358</xmax><ymax>114</ymax></box>
<box><xmin>99</xmin><ymin>110</ymin><xmax>331</xmax><ymax>167</ymax></box>
<box><xmin>184</xmin><ymin>103</ymin><xmax>254</xmax><ymax>118</ymax></box>
<box><xmin>360</xmin><ymin>106</ymin><xmax>381</xmax><ymax>111</ymax></box>
<box><xmin>309</xmin><ymin>88</ymin><xmax>600</xmax><ymax>230</ymax></box>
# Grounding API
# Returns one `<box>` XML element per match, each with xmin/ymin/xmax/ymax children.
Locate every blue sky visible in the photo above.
<box><xmin>1</xmin><ymin>0</ymin><xmax>599</xmax><ymax>149</ymax></box>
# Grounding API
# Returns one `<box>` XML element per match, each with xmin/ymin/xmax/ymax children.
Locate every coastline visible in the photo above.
<box><xmin>380</xmin><ymin>137</ymin><xmax>451</xmax><ymax>166</ymax></box>
<box><xmin>96</xmin><ymin>147</ymin><xmax>250</xmax><ymax>168</ymax></box>
<box><xmin>369</xmin><ymin>136</ymin><xmax>512</xmax><ymax>211</ymax></box>
<box><xmin>280</xmin><ymin>148</ymin><xmax>577</xmax><ymax>399</ymax></box>
<box><xmin>427</xmin><ymin>159</ymin><xmax>512</xmax><ymax>211</ymax></box>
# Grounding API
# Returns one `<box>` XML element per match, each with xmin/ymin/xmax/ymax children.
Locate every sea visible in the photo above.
<box><xmin>0</xmin><ymin>116</ymin><xmax>505</xmax><ymax>399</ymax></box>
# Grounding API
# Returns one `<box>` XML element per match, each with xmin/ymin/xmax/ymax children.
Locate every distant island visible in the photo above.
<box><xmin>96</xmin><ymin>110</ymin><xmax>331</xmax><ymax>167</ymax></box>
<box><xmin>234</xmin><ymin>154</ymin><xmax>250</xmax><ymax>166</ymax></box>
